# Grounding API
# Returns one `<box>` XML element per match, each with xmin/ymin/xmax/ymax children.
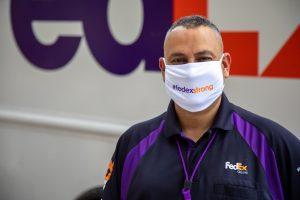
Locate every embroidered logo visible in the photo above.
<box><xmin>225</xmin><ymin>161</ymin><xmax>248</xmax><ymax>174</ymax></box>
<box><xmin>105</xmin><ymin>160</ymin><xmax>114</xmax><ymax>181</ymax></box>
<box><xmin>103</xmin><ymin>160</ymin><xmax>114</xmax><ymax>189</ymax></box>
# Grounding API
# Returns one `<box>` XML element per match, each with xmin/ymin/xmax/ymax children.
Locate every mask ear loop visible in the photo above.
<box><xmin>163</xmin><ymin>58</ymin><xmax>168</xmax><ymax>65</ymax></box>
<box><xmin>220</xmin><ymin>53</ymin><xmax>226</xmax><ymax>87</ymax></box>
<box><xmin>220</xmin><ymin>53</ymin><xmax>225</xmax><ymax>62</ymax></box>
<box><xmin>162</xmin><ymin>58</ymin><xmax>167</xmax><ymax>72</ymax></box>
<box><xmin>162</xmin><ymin>57</ymin><xmax>169</xmax><ymax>72</ymax></box>
<box><xmin>219</xmin><ymin>53</ymin><xmax>225</xmax><ymax>70</ymax></box>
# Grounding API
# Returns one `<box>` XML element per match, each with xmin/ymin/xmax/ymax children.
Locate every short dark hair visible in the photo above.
<box><xmin>168</xmin><ymin>15</ymin><xmax>220</xmax><ymax>34</ymax></box>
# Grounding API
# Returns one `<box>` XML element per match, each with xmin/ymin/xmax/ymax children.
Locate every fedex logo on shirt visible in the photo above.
<box><xmin>10</xmin><ymin>0</ymin><xmax>300</xmax><ymax>78</ymax></box>
<box><xmin>225</xmin><ymin>161</ymin><xmax>248</xmax><ymax>174</ymax></box>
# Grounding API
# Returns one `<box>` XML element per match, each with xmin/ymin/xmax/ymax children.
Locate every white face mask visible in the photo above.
<box><xmin>164</xmin><ymin>55</ymin><xmax>224</xmax><ymax>112</ymax></box>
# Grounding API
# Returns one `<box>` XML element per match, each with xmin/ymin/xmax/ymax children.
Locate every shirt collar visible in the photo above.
<box><xmin>211</xmin><ymin>93</ymin><xmax>234</xmax><ymax>131</ymax></box>
<box><xmin>162</xmin><ymin>93</ymin><xmax>234</xmax><ymax>139</ymax></box>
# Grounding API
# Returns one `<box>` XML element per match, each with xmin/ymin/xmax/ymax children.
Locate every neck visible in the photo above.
<box><xmin>175</xmin><ymin>96</ymin><xmax>222</xmax><ymax>142</ymax></box>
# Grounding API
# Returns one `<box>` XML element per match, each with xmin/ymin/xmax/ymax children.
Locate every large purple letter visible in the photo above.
<box><xmin>81</xmin><ymin>0</ymin><xmax>173</xmax><ymax>75</ymax></box>
<box><xmin>11</xmin><ymin>0</ymin><xmax>82</xmax><ymax>70</ymax></box>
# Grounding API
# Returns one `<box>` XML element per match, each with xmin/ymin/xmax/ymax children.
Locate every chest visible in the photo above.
<box><xmin>127</xmin><ymin>134</ymin><xmax>272</xmax><ymax>200</ymax></box>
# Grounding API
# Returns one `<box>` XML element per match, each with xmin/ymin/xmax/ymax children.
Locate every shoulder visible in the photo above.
<box><xmin>230</xmin><ymin>103</ymin><xmax>300</xmax><ymax>152</ymax></box>
<box><xmin>122</xmin><ymin>112</ymin><xmax>166</xmax><ymax>141</ymax></box>
<box><xmin>116</xmin><ymin>112</ymin><xmax>166</xmax><ymax>156</ymax></box>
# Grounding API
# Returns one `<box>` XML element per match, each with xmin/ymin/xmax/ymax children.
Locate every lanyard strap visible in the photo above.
<box><xmin>175</xmin><ymin>130</ymin><xmax>217</xmax><ymax>200</ymax></box>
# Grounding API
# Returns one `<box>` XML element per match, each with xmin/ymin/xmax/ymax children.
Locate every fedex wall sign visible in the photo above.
<box><xmin>11</xmin><ymin>0</ymin><xmax>300</xmax><ymax>78</ymax></box>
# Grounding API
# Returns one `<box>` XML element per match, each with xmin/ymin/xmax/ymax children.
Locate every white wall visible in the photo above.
<box><xmin>0</xmin><ymin>121</ymin><xmax>117</xmax><ymax>200</ymax></box>
<box><xmin>0</xmin><ymin>0</ymin><xmax>299</xmax><ymax>199</ymax></box>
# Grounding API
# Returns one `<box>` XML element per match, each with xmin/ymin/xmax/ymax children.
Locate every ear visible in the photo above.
<box><xmin>159</xmin><ymin>57</ymin><xmax>166</xmax><ymax>82</ymax></box>
<box><xmin>221</xmin><ymin>53</ymin><xmax>231</xmax><ymax>79</ymax></box>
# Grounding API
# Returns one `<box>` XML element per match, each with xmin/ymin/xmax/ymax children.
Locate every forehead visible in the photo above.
<box><xmin>164</xmin><ymin>26</ymin><xmax>222</xmax><ymax>58</ymax></box>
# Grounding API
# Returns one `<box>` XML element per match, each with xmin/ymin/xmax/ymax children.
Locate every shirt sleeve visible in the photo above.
<box><xmin>272</xmin><ymin>126</ymin><xmax>300</xmax><ymax>200</ymax></box>
<box><xmin>102</xmin><ymin>136</ymin><xmax>124</xmax><ymax>200</ymax></box>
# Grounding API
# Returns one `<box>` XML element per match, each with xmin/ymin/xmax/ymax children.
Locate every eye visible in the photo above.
<box><xmin>170</xmin><ymin>57</ymin><xmax>187</xmax><ymax>65</ymax></box>
<box><xmin>196</xmin><ymin>57</ymin><xmax>213</xmax><ymax>62</ymax></box>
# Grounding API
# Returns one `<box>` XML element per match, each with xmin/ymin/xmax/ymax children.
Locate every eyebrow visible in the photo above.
<box><xmin>169</xmin><ymin>50</ymin><xmax>214</xmax><ymax>59</ymax></box>
<box><xmin>194</xmin><ymin>50</ymin><xmax>214</xmax><ymax>57</ymax></box>
<box><xmin>168</xmin><ymin>52</ymin><xmax>186</xmax><ymax>58</ymax></box>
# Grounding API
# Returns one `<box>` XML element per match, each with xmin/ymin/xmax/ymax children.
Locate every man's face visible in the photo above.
<box><xmin>159</xmin><ymin>26</ymin><xmax>230</xmax><ymax>80</ymax></box>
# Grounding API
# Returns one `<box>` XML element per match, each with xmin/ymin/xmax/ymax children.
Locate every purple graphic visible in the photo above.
<box><xmin>10</xmin><ymin>0</ymin><xmax>173</xmax><ymax>75</ymax></box>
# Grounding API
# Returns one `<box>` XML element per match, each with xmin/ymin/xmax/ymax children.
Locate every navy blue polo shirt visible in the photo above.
<box><xmin>102</xmin><ymin>94</ymin><xmax>300</xmax><ymax>200</ymax></box>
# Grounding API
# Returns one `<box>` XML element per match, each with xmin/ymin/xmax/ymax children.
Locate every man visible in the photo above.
<box><xmin>102</xmin><ymin>15</ymin><xmax>300</xmax><ymax>200</ymax></box>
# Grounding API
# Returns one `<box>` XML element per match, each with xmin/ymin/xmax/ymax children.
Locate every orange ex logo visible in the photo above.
<box><xmin>104</xmin><ymin>160</ymin><xmax>114</xmax><ymax>181</ymax></box>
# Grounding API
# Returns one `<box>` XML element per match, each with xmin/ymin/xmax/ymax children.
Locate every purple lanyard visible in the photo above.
<box><xmin>175</xmin><ymin>131</ymin><xmax>217</xmax><ymax>200</ymax></box>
